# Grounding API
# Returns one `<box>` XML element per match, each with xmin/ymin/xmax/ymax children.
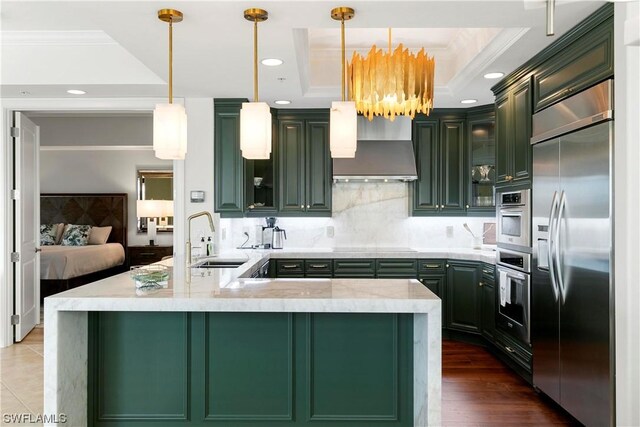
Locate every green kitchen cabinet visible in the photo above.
<box><xmin>214</xmin><ymin>99</ymin><xmax>246</xmax><ymax>217</ymax></box>
<box><xmin>411</xmin><ymin>114</ymin><xmax>465</xmax><ymax>216</ymax></box>
<box><xmin>480</xmin><ymin>278</ymin><xmax>496</xmax><ymax>343</ymax></box>
<box><xmin>419</xmin><ymin>275</ymin><xmax>446</xmax><ymax>326</ymax></box>
<box><xmin>89</xmin><ymin>311</ymin><xmax>414</xmax><ymax>426</ymax></box>
<box><xmin>494</xmin><ymin>78</ymin><xmax>532</xmax><ymax>187</ymax></box>
<box><xmin>532</xmin><ymin>14</ymin><xmax>613</xmax><ymax>112</ymax></box>
<box><xmin>244</xmin><ymin>115</ymin><xmax>278</xmax><ymax>217</ymax></box>
<box><xmin>466</xmin><ymin>106</ymin><xmax>496</xmax><ymax>214</ymax></box>
<box><xmin>446</xmin><ymin>261</ymin><xmax>481</xmax><ymax>334</ymax></box>
<box><xmin>276</xmin><ymin>110</ymin><xmax>332</xmax><ymax>217</ymax></box>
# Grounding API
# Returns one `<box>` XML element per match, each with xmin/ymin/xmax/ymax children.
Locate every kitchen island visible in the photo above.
<box><xmin>44</xmin><ymin>253</ymin><xmax>444</xmax><ymax>427</ymax></box>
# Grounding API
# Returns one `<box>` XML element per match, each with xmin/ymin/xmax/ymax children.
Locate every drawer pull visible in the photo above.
<box><xmin>309</xmin><ymin>264</ymin><xmax>328</xmax><ymax>269</ymax></box>
<box><xmin>505</xmin><ymin>346</ymin><xmax>516</xmax><ymax>353</ymax></box>
<box><xmin>423</xmin><ymin>263</ymin><xmax>441</xmax><ymax>268</ymax></box>
<box><xmin>483</xmin><ymin>269</ymin><xmax>493</xmax><ymax>275</ymax></box>
<box><xmin>282</xmin><ymin>264</ymin><xmax>300</xmax><ymax>269</ymax></box>
<box><xmin>139</xmin><ymin>252</ymin><xmax>155</xmax><ymax>256</ymax></box>
<box><xmin>479</xmin><ymin>282</ymin><xmax>484</xmax><ymax>287</ymax></box>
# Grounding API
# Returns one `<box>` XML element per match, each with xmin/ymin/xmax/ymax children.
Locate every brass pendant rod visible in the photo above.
<box><xmin>169</xmin><ymin>18</ymin><xmax>173</xmax><ymax>104</ymax></box>
<box><xmin>388</xmin><ymin>28</ymin><xmax>392</xmax><ymax>54</ymax></box>
<box><xmin>341</xmin><ymin>17</ymin><xmax>345</xmax><ymax>102</ymax></box>
<box><xmin>253</xmin><ymin>19</ymin><xmax>259</xmax><ymax>102</ymax></box>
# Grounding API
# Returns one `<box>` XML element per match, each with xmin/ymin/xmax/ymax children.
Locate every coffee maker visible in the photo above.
<box><xmin>259</xmin><ymin>217</ymin><xmax>277</xmax><ymax>249</ymax></box>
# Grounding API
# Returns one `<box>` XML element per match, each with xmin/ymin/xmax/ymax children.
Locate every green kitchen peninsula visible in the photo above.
<box><xmin>44</xmin><ymin>256</ymin><xmax>441</xmax><ymax>427</ymax></box>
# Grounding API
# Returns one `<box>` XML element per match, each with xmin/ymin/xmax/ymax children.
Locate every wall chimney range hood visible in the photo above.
<box><xmin>333</xmin><ymin>116</ymin><xmax>417</xmax><ymax>182</ymax></box>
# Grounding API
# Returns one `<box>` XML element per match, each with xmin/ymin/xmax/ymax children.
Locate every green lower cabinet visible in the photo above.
<box><xmin>446</xmin><ymin>261</ymin><xmax>481</xmax><ymax>334</ymax></box>
<box><xmin>89</xmin><ymin>312</ymin><xmax>413</xmax><ymax>426</ymax></box>
<box><xmin>480</xmin><ymin>282</ymin><xmax>496</xmax><ymax>343</ymax></box>
<box><xmin>419</xmin><ymin>275</ymin><xmax>446</xmax><ymax>327</ymax></box>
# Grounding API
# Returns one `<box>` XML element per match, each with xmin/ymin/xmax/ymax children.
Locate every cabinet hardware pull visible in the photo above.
<box><xmin>300</xmin><ymin>205</ymin><xmax>304</xmax><ymax>209</ymax></box>
<box><xmin>446</xmin><ymin>264</ymin><xmax>450</xmax><ymax>268</ymax></box>
<box><xmin>466</xmin><ymin>204</ymin><xmax>470</xmax><ymax>209</ymax></box>
<box><xmin>505</xmin><ymin>346</ymin><xmax>515</xmax><ymax>353</ymax></box>
<box><xmin>309</xmin><ymin>264</ymin><xmax>328</xmax><ymax>269</ymax></box>
<box><xmin>483</xmin><ymin>269</ymin><xmax>493</xmax><ymax>275</ymax></box>
<box><xmin>306</xmin><ymin>205</ymin><xmax>310</xmax><ymax>209</ymax></box>
<box><xmin>424</xmin><ymin>264</ymin><xmax>440</xmax><ymax>268</ymax></box>
<box><xmin>139</xmin><ymin>252</ymin><xmax>155</xmax><ymax>256</ymax></box>
<box><xmin>479</xmin><ymin>282</ymin><xmax>484</xmax><ymax>287</ymax></box>
<box><xmin>282</xmin><ymin>264</ymin><xmax>299</xmax><ymax>269</ymax></box>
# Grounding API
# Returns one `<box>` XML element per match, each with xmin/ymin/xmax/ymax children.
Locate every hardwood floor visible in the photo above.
<box><xmin>442</xmin><ymin>339</ymin><xmax>580</xmax><ymax>426</ymax></box>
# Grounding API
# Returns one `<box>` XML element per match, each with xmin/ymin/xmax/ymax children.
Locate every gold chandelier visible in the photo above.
<box><xmin>348</xmin><ymin>29</ymin><xmax>435</xmax><ymax>121</ymax></box>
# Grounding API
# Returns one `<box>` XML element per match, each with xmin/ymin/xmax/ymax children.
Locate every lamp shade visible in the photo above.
<box><xmin>330</xmin><ymin>101</ymin><xmax>358</xmax><ymax>158</ymax></box>
<box><xmin>137</xmin><ymin>200</ymin><xmax>174</xmax><ymax>218</ymax></box>
<box><xmin>153</xmin><ymin>103</ymin><xmax>187</xmax><ymax>160</ymax></box>
<box><xmin>240</xmin><ymin>102</ymin><xmax>272</xmax><ymax>159</ymax></box>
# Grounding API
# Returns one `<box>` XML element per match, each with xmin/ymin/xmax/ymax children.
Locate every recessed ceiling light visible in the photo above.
<box><xmin>483</xmin><ymin>72</ymin><xmax>505</xmax><ymax>79</ymax></box>
<box><xmin>461</xmin><ymin>99</ymin><xmax>478</xmax><ymax>104</ymax></box>
<box><xmin>67</xmin><ymin>89</ymin><xmax>86</xmax><ymax>95</ymax></box>
<box><xmin>261</xmin><ymin>58</ymin><xmax>283</xmax><ymax>66</ymax></box>
<box><xmin>274</xmin><ymin>100</ymin><xmax>291</xmax><ymax>105</ymax></box>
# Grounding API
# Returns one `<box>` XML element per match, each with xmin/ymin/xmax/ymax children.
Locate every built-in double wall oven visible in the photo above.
<box><xmin>497</xmin><ymin>189</ymin><xmax>531</xmax><ymax>251</ymax></box>
<box><xmin>496</xmin><ymin>248</ymin><xmax>531</xmax><ymax>345</ymax></box>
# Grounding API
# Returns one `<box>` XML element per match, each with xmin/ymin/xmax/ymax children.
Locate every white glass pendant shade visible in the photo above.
<box><xmin>240</xmin><ymin>102</ymin><xmax>272</xmax><ymax>159</ymax></box>
<box><xmin>153</xmin><ymin>103</ymin><xmax>187</xmax><ymax>160</ymax></box>
<box><xmin>330</xmin><ymin>101</ymin><xmax>357</xmax><ymax>158</ymax></box>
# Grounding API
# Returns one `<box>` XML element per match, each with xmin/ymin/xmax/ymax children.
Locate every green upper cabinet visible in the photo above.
<box><xmin>494</xmin><ymin>78</ymin><xmax>532</xmax><ymax>187</ymax></box>
<box><xmin>214</xmin><ymin>99</ymin><xmax>246</xmax><ymax>217</ymax></box>
<box><xmin>466</xmin><ymin>106</ymin><xmax>496</xmax><ymax>215</ymax></box>
<box><xmin>276</xmin><ymin>110</ymin><xmax>332</xmax><ymax>217</ymax></box>
<box><xmin>244</xmin><ymin>115</ymin><xmax>278</xmax><ymax>217</ymax></box>
<box><xmin>411</xmin><ymin>113</ymin><xmax>465</xmax><ymax>216</ymax></box>
<box><xmin>532</xmin><ymin>14</ymin><xmax>613</xmax><ymax>112</ymax></box>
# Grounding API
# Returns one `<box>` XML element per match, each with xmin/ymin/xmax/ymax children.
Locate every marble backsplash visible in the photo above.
<box><xmin>219</xmin><ymin>182</ymin><xmax>496</xmax><ymax>250</ymax></box>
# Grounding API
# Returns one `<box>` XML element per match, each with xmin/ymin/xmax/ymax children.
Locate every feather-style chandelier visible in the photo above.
<box><xmin>348</xmin><ymin>29</ymin><xmax>435</xmax><ymax>121</ymax></box>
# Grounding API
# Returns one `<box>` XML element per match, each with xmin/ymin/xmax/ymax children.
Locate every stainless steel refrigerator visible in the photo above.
<box><xmin>531</xmin><ymin>79</ymin><xmax>614</xmax><ymax>426</ymax></box>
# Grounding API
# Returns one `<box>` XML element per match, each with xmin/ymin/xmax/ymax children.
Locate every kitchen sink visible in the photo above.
<box><xmin>194</xmin><ymin>260</ymin><xmax>245</xmax><ymax>269</ymax></box>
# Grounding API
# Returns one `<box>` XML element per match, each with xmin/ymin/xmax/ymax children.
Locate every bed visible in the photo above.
<box><xmin>40</xmin><ymin>193</ymin><xmax>128</xmax><ymax>299</ymax></box>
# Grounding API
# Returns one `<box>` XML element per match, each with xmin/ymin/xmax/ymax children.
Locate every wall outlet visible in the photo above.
<box><xmin>446</xmin><ymin>226</ymin><xmax>454</xmax><ymax>238</ymax></box>
<box><xmin>326</xmin><ymin>226</ymin><xmax>335</xmax><ymax>238</ymax></box>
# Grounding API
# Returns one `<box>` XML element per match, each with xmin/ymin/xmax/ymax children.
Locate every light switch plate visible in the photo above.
<box><xmin>190</xmin><ymin>190</ymin><xmax>205</xmax><ymax>203</ymax></box>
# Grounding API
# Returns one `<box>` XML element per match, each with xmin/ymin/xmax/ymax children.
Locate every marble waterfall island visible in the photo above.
<box><xmin>44</xmin><ymin>260</ymin><xmax>441</xmax><ymax>427</ymax></box>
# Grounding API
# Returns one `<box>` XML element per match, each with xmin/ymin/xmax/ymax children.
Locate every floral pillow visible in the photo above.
<box><xmin>61</xmin><ymin>224</ymin><xmax>92</xmax><ymax>246</ymax></box>
<box><xmin>40</xmin><ymin>224</ymin><xmax>58</xmax><ymax>246</ymax></box>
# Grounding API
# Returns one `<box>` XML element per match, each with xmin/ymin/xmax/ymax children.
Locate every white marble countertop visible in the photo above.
<box><xmin>44</xmin><ymin>247</ymin><xmax>494</xmax><ymax>313</ymax></box>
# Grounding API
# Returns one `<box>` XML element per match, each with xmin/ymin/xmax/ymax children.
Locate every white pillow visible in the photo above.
<box><xmin>89</xmin><ymin>226</ymin><xmax>112</xmax><ymax>245</ymax></box>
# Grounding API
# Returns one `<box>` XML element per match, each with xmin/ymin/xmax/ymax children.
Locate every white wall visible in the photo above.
<box><xmin>614</xmin><ymin>2</ymin><xmax>640</xmax><ymax>425</ymax></box>
<box><xmin>219</xmin><ymin>183</ymin><xmax>495</xmax><ymax>250</ymax></box>
<box><xmin>39</xmin><ymin>149</ymin><xmax>173</xmax><ymax>246</ymax></box>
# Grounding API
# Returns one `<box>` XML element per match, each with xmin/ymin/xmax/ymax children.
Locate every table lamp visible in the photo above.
<box><xmin>137</xmin><ymin>200</ymin><xmax>173</xmax><ymax>246</ymax></box>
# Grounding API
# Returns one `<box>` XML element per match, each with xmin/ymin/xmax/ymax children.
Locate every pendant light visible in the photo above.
<box><xmin>153</xmin><ymin>9</ymin><xmax>187</xmax><ymax>160</ymax></box>
<box><xmin>240</xmin><ymin>8</ymin><xmax>272</xmax><ymax>160</ymax></box>
<box><xmin>330</xmin><ymin>7</ymin><xmax>357</xmax><ymax>158</ymax></box>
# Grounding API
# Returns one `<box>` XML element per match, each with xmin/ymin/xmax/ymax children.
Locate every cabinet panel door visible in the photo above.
<box><xmin>440</xmin><ymin>120</ymin><xmax>466</xmax><ymax>213</ymax></box>
<box><xmin>481</xmin><ymin>283</ymin><xmax>496</xmax><ymax>342</ymax></box>
<box><xmin>277</xmin><ymin>120</ymin><xmax>306</xmax><ymax>213</ymax></box>
<box><xmin>419</xmin><ymin>275</ymin><xmax>446</xmax><ymax>327</ymax></box>
<box><xmin>495</xmin><ymin>93</ymin><xmax>510</xmax><ymax>184</ymax></box>
<box><xmin>214</xmin><ymin>104</ymin><xmax>244</xmax><ymax>216</ymax></box>
<box><xmin>446</xmin><ymin>261</ymin><xmax>481</xmax><ymax>333</ymax></box>
<box><xmin>512</xmin><ymin>80</ymin><xmax>532</xmax><ymax>182</ymax></box>
<box><xmin>305</xmin><ymin>120</ymin><xmax>332</xmax><ymax>214</ymax></box>
<box><xmin>411</xmin><ymin>120</ymin><xmax>439</xmax><ymax>214</ymax></box>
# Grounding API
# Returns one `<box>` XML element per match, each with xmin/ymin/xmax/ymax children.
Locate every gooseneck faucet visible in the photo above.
<box><xmin>186</xmin><ymin>211</ymin><xmax>215</xmax><ymax>266</ymax></box>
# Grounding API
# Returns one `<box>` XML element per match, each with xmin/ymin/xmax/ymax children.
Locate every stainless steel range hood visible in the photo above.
<box><xmin>333</xmin><ymin>116</ymin><xmax>417</xmax><ymax>182</ymax></box>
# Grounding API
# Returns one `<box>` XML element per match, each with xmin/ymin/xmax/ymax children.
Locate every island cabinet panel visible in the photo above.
<box><xmin>89</xmin><ymin>312</ymin><xmax>414</xmax><ymax>427</ymax></box>
<box><xmin>303</xmin><ymin>313</ymin><xmax>413</xmax><ymax>423</ymax></box>
<box><xmin>88</xmin><ymin>312</ymin><xmax>190</xmax><ymax>424</ymax></box>
<box><xmin>201</xmin><ymin>313</ymin><xmax>293</xmax><ymax>421</ymax></box>
<box><xmin>446</xmin><ymin>261</ymin><xmax>481</xmax><ymax>334</ymax></box>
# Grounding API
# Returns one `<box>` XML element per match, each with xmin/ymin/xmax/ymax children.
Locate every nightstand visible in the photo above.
<box><xmin>127</xmin><ymin>245</ymin><xmax>173</xmax><ymax>267</ymax></box>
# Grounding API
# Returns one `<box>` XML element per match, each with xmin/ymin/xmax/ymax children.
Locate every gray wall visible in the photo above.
<box><xmin>32</xmin><ymin>115</ymin><xmax>152</xmax><ymax>146</ymax></box>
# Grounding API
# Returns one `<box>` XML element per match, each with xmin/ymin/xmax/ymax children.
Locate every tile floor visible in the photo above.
<box><xmin>0</xmin><ymin>322</ymin><xmax>44</xmax><ymax>426</ymax></box>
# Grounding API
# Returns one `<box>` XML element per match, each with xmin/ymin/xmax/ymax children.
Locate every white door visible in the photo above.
<box><xmin>13</xmin><ymin>113</ymin><xmax>40</xmax><ymax>342</ymax></box>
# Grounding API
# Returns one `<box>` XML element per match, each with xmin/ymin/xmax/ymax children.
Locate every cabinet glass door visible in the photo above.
<box><xmin>245</xmin><ymin>157</ymin><xmax>275</xmax><ymax>213</ymax></box>
<box><xmin>469</xmin><ymin>120</ymin><xmax>496</xmax><ymax>208</ymax></box>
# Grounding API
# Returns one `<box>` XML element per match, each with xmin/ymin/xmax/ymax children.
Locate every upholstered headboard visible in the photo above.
<box><xmin>40</xmin><ymin>193</ymin><xmax>128</xmax><ymax>247</ymax></box>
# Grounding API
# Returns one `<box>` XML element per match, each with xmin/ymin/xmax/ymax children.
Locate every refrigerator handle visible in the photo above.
<box><xmin>555</xmin><ymin>191</ymin><xmax>567</xmax><ymax>304</ymax></box>
<box><xmin>548</xmin><ymin>191</ymin><xmax>560</xmax><ymax>302</ymax></box>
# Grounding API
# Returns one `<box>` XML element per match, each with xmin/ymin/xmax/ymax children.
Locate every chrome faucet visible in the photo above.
<box><xmin>186</xmin><ymin>211</ymin><xmax>215</xmax><ymax>266</ymax></box>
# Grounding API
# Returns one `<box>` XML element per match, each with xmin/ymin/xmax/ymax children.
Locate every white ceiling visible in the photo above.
<box><xmin>0</xmin><ymin>0</ymin><xmax>606</xmax><ymax>108</ymax></box>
